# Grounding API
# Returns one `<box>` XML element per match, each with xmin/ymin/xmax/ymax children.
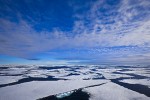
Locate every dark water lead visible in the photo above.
<box><xmin>0</xmin><ymin>76</ymin><xmax>67</xmax><ymax>88</ymax></box>
<box><xmin>0</xmin><ymin>67</ymin><xmax>9</xmax><ymax>69</ymax></box>
<box><xmin>111</xmin><ymin>79</ymin><xmax>150</xmax><ymax>97</ymax></box>
<box><xmin>39</xmin><ymin>66</ymin><xmax>69</xmax><ymax>70</ymax></box>
<box><xmin>38</xmin><ymin>82</ymin><xmax>106</xmax><ymax>100</ymax></box>
<box><xmin>38</xmin><ymin>89</ymin><xmax>90</xmax><ymax>100</ymax></box>
<box><xmin>112</xmin><ymin>72</ymin><xmax>149</xmax><ymax>79</ymax></box>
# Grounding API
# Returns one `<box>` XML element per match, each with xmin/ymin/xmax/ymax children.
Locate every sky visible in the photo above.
<box><xmin>0</xmin><ymin>0</ymin><xmax>150</xmax><ymax>65</ymax></box>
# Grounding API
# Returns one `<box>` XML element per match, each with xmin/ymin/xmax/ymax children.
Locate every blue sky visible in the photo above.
<box><xmin>0</xmin><ymin>0</ymin><xmax>150</xmax><ymax>65</ymax></box>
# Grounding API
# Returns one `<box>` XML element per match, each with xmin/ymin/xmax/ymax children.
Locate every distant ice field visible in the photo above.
<box><xmin>0</xmin><ymin>65</ymin><xmax>150</xmax><ymax>100</ymax></box>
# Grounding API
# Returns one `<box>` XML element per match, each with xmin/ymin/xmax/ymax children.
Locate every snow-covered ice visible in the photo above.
<box><xmin>0</xmin><ymin>80</ymin><xmax>108</xmax><ymax>100</ymax></box>
<box><xmin>0</xmin><ymin>65</ymin><xmax>149</xmax><ymax>100</ymax></box>
<box><xmin>83</xmin><ymin>82</ymin><xmax>150</xmax><ymax>100</ymax></box>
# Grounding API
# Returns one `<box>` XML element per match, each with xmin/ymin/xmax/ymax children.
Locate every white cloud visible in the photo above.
<box><xmin>70</xmin><ymin>0</ymin><xmax>150</xmax><ymax>47</ymax></box>
<box><xmin>0</xmin><ymin>0</ymin><xmax>150</xmax><ymax>64</ymax></box>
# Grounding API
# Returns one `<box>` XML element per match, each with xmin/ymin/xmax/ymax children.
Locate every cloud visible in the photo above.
<box><xmin>0</xmin><ymin>19</ymin><xmax>70</xmax><ymax>58</ymax></box>
<box><xmin>44</xmin><ymin>46</ymin><xmax>150</xmax><ymax>65</ymax></box>
<box><xmin>0</xmin><ymin>0</ymin><xmax>150</xmax><ymax>64</ymax></box>
<box><xmin>71</xmin><ymin>0</ymin><xmax>150</xmax><ymax>47</ymax></box>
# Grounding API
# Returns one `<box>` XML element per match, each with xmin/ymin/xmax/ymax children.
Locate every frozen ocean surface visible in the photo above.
<box><xmin>0</xmin><ymin>65</ymin><xmax>150</xmax><ymax>100</ymax></box>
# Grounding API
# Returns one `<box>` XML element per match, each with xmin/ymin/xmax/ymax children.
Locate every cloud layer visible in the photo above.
<box><xmin>0</xmin><ymin>0</ymin><xmax>150</xmax><ymax>64</ymax></box>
